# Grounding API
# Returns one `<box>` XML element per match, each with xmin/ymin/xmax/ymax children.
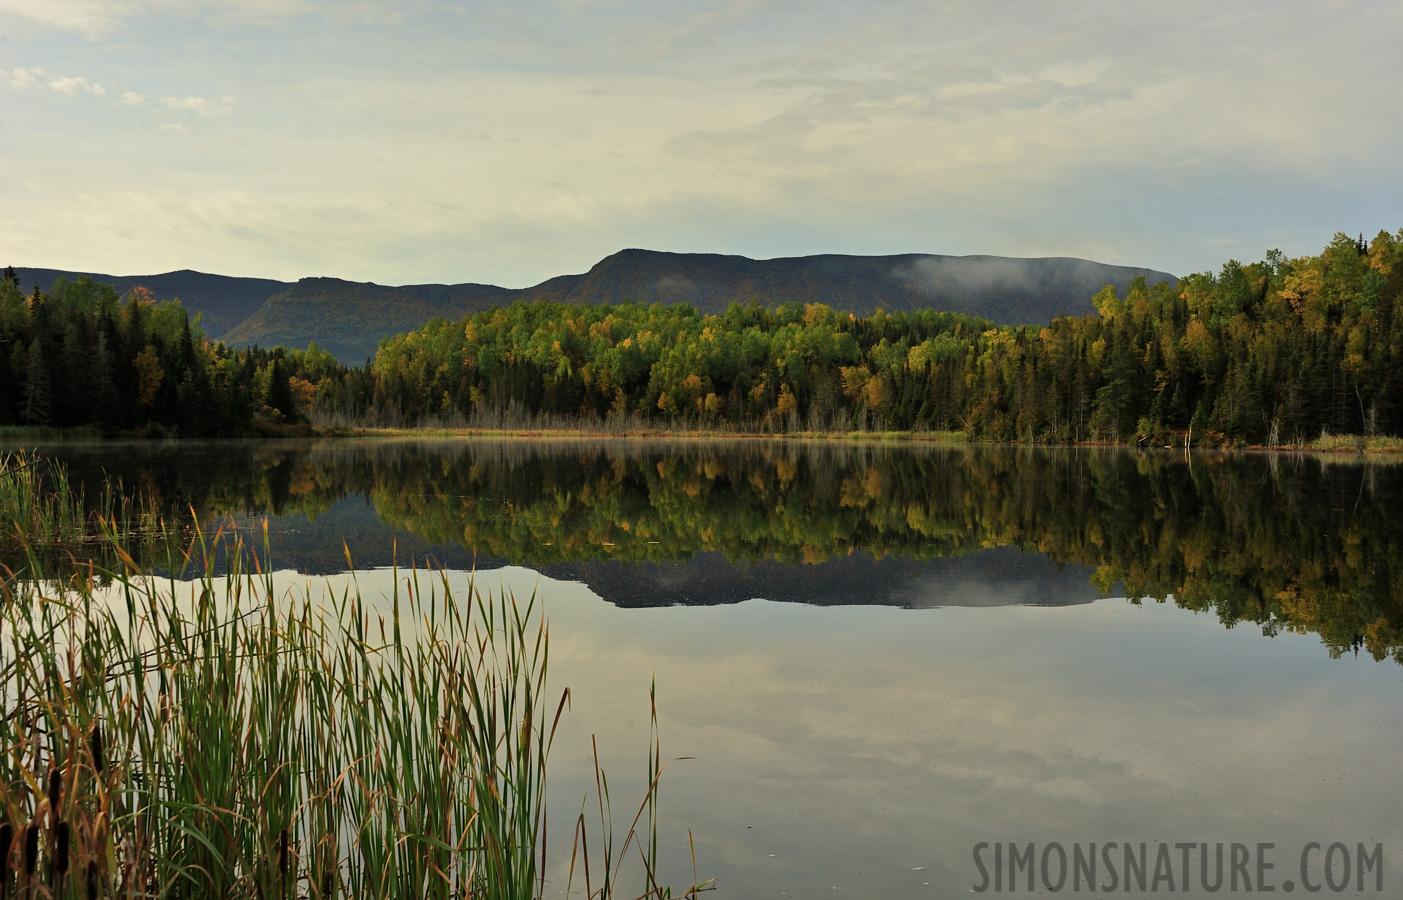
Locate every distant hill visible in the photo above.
<box><xmin>14</xmin><ymin>267</ymin><xmax>288</xmax><ymax>336</ymax></box>
<box><xmin>19</xmin><ymin>251</ymin><xmax>1176</xmax><ymax>363</ymax></box>
<box><xmin>221</xmin><ymin>278</ymin><xmax>470</xmax><ymax>364</ymax></box>
<box><xmin>544</xmin><ymin>250</ymin><xmax>1175</xmax><ymax>324</ymax></box>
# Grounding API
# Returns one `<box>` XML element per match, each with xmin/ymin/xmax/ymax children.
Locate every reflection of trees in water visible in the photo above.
<box><xmin>42</xmin><ymin>439</ymin><xmax>1403</xmax><ymax>663</ymax></box>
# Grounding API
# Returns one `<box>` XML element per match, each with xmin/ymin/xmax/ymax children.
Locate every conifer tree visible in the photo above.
<box><xmin>22</xmin><ymin>339</ymin><xmax>52</xmax><ymax>426</ymax></box>
<box><xmin>265</xmin><ymin>357</ymin><xmax>296</xmax><ymax>423</ymax></box>
<box><xmin>93</xmin><ymin>331</ymin><xmax>121</xmax><ymax>430</ymax></box>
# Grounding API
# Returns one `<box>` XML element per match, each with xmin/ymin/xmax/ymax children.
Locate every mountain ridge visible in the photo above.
<box><xmin>11</xmin><ymin>267</ymin><xmax>287</xmax><ymax>335</ymax></box>
<box><xmin>18</xmin><ymin>250</ymin><xmax>1177</xmax><ymax>363</ymax></box>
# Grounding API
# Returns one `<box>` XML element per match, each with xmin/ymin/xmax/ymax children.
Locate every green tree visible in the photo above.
<box><xmin>22</xmin><ymin>339</ymin><xmax>52</xmax><ymax>426</ymax></box>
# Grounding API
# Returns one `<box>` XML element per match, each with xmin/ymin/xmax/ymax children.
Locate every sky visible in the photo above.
<box><xmin>2</xmin><ymin>1</ymin><xmax>1401</xmax><ymax>287</ymax></box>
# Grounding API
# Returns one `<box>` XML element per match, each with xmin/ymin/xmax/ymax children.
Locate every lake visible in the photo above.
<box><xmin>26</xmin><ymin>438</ymin><xmax>1403</xmax><ymax>898</ymax></box>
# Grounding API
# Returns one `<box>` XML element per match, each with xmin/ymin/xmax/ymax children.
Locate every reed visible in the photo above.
<box><xmin>0</xmin><ymin>452</ymin><xmax>161</xmax><ymax>572</ymax></box>
<box><xmin>1309</xmin><ymin>432</ymin><xmax>1403</xmax><ymax>453</ymax></box>
<box><xmin>0</xmin><ymin>520</ymin><xmax>710</xmax><ymax>899</ymax></box>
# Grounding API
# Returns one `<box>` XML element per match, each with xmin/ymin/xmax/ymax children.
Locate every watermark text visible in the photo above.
<box><xmin>971</xmin><ymin>841</ymin><xmax>1384</xmax><ymax>893</ymax></box>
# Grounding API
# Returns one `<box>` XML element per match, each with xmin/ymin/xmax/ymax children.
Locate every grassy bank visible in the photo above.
<box><xmin>7</xmin><ymin>421</ymin><xmax>1402</xmax><ymax>455</ymax></box>
<box><xmin>338</xmin><ymin>425</ymin><xmax>972</xmax><ymax>445</ymax></box>
<box><xmin>1303</xmin><ymin>433</ymin><xmax>1403</xmax><ymax>454</ymax></box>
<box><xmin>0</xmin><ymin>465</ymin><xmax>709</xmax><ymax>900</ymax></box>
<box><xmin>318</xmin><ymin>424</ymin><xmax>1403</xmax><ymax>456</ymax></box>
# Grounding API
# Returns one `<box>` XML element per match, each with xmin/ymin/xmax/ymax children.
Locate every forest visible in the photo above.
<box><xmin>0</xmin><ymin>269</ymin><xmax>367</xmax><ymax>436</ymax></box>
<box><xmin>3</xmin><ymin>229</ymin><xmax>1401</xmax><ymax>443</ymax></box>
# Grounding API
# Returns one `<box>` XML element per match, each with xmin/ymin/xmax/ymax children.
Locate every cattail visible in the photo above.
<box><xmin>53</xmin><ymin>821</ymin><xmax>68</xmax><ymax>875</ymax></box>
<box><xmin>85</xmin><ymin>861</ymin><xmax>98</xmax><ymax>900</ymax></box>
<box><xmin>276</xmin><ymin>828</ymin><xmax>289</xmax><ymax>876</ymax></box>
<box><xmin>22</xmin><ymin>824</ymin><xmax>37</xmax><ymax>875</ymax></box>
<box><xmin>89</xmin><ymin>725</ymin><xmax>105</xmax><ymax>775</ymax></box>
<box><xmin>46</xmin><ymin>769</ymin><xmax>61</xmax><ymax>815</ymax></box>
<box><xmin>0</xmin><ymin>821</ymin><xmax>12</xmax><ymax>895</ymax></box>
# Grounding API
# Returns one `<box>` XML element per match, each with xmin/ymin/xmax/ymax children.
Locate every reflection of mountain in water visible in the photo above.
<box><xmin>246</xmin><ymin>498</ymin><xmax>1101</xmax><ymax>609</ymax></box>
<box><xmin>31</xmin><ymin>437</ymin><xmax>1403</xmax><ymax>662</ymax></box>
<box><xmin>544</xmin><ymin>547</ymin><xmax>1102</xmax><ymax>609</ymax></box>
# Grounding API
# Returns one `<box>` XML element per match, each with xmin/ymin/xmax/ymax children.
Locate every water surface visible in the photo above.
<box><xmin>26</xmin><ymin>438</ymin><xmax>1403</xmax><ymax>897</ymax></box>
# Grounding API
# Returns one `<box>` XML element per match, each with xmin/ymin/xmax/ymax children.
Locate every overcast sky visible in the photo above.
<box><xmin>2</xmin><ymin>1</ymin><xmax>1400</xmax><ymax>286</ymax></box>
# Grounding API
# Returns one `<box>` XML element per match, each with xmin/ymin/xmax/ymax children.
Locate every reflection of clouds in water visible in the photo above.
<box><xmin>530</xmin><ymin>578</ymin><xmax>1402</xmax><ymax>896</ymax></box>
<box><xmin>550</xmin><ymin>544</ymin><xmax>1103</xmax><ymax>608</ymax></box>
<box><xmin>888</xmin><ymin>545</ymin><xmax>1102</xmax><ymax>608</ymax></box>
<box><xmin>84</xmin><ymin>552</ymin><xmax>1403</xmax><ymax>896</ymax></box>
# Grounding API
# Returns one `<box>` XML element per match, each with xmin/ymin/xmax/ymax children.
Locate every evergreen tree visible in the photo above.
<box><xmin>59</xmin><ymin>319</ymin><xmax>89</xmax><ymax>426</ymax></box>
<box><xmin>93</xmin><ymin>331</ymin><xmax>121</xmax><ymax>431</ymax></box>
<box><xmin>22</xmin><ymin>339</ymin><xmax>52</xmax><ymax>426</ymax></box>
<box><xmin>265</xmin><ymin>358</ymin><xmax>296</xmax><ymax>423</ymax></box>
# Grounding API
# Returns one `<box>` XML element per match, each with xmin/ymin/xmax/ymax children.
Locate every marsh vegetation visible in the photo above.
<box><xmin>0</xmin><ymin>458</ymin><xmax>709</xmax><ymax>900</ymax></box>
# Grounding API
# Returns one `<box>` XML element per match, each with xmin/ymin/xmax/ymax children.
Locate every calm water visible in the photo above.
<box><xmin>26</xmin><ymin>439</ymin><xmax>1403</xmax><ymax>897</ymax></box>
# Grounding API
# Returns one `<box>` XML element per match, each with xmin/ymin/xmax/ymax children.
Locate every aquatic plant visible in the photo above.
<box><xmin>0</xmin><ymin>450</ymin><xmax>160</xmax><ymax>573</ymax></box>
<box><xmin>0</xmin><ymin>522</ymin><xmax>710</xmax><ymax>899</ymax></box>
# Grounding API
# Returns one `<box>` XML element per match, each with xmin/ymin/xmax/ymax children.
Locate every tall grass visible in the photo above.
<box><xmin>0</xmin><ymin>451</ymin><xmax>159</xmax><ymax>564</ymax></box>
<box><xmin>1310</xmin><ymin>431</ymin><xmax>1403</xmax><ymax>453</ymax></box>
<box><xmin>0</xmin><ymin>521</ymin><xmax>709</xmax><ymax>898</ymax></box>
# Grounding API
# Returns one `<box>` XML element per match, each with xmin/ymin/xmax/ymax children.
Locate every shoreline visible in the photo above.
<box><xmin>5</xmin><ymin>423</ymin><xmax>1400</xmax><ymax>457</ymax></box>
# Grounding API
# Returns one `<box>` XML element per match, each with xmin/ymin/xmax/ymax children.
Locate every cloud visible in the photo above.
<box><xmin>49</xmin><ymin>74</ymin><xmax>105</xmax><ymax>95</ymax></box>
<box><xmin>0</xmin><ymin>0</ymin><xmax>126</xmax><ymax>35</ymax></box>
<box><xmin>0</xmin><ymin>0</ymin><xmax>383</xmax><ymax>36</ymax></box>
<box><xmin>623</xmin><ymin>0</ymin><xmax>776</xmax><ymax>59</ymax></box>
<box><xmin>157</xmin><ymin>122</ymin><xmax>189</xmax><ymax>134</ymax></box>
<box><xmin>2</xmin><ymin>66</ymin><xmax>106</xmax><ymax>96</ymax></box>
<box><xmin>1</xmin><ymin>67</ymin><xmax>228</xmax><ymax>122</ymax></box>
<box><xmin>3</xmin><ymin>0</ymin><xmax>1401</xmax><ymax>283</ymax></box>
<box><xmin>160</xmin><ymin>94</ymin><xmax>234</xmax><ymax>116</ymax></box>
<box><xmin>1</xmin><ymin>67</ymin><xmax>42</xmax><ymax>89</ymax></box>
<box><xmin>360</xmin><ymin>8</ymin><xmax>403</xmax><ymax>26</ymax></box>
<box><xmin>897</xmin><ymin>256</ymin><xmax>1040</xmax><ymax>295</ymax></box>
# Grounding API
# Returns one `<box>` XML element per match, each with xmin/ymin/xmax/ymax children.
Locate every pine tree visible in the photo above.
<box><xmin>93</xmin><ymin>331</ymin><xmax>121</xmax><ymax>430</ymax></box>
<box><xmin>59</xmin><ymin>319</ymin><xmax>88</xmax><ymax>426</ymax></box>
<box><xmin>265</xmin><ymin>358</ymin><xmax>296</xmax><ymax>423</ymax></box>
<box><xmin>22</xmin><ymin>339</ymin><xmax>52</xmax><ymax>426</ymax></box>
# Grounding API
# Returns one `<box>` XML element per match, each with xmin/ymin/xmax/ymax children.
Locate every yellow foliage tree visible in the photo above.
<box><xmin>289</xmin><ymin>377</ymin><xmax>317</xmax><ymax>417</ymax></box>
<box><xmin>133</xmin><ymin>346</ymin><xmax>164</xmax><ymax>408</ymax></box>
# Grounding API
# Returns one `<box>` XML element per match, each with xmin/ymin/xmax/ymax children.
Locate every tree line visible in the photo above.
<box><xmin>0</xmin><ymin>268</ymin><xmax>368</xmax><ymax>435</ymax></box>
<box><xmin>5</xmin><ymin>228</ymin><xmax>1401</xmax><ymax>442</ymax></box>
<box><xmin>371</xmin><ymin>229</ymin><xmax>1403</xmax><ymax>443</ymax></box>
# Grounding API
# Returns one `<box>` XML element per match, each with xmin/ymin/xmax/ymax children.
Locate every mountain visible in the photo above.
<box><xmin>221</xmin><ymin>278</ymin><xmax>468</xmax><ymax>364</ymax></box>
<box><xmin>18</xmin><ymin>251</ymin><xmax>1176</xmax><ymax>363</ymax></box>
<box><xmin>14</xmin><ymin>267</ymin><xmax>288</xmax><ymax>336</ymax></box>
<box><xmin>543</xmin><ymin>250</ymin><xmax>1174</xmax><ymax>323</ymax></box>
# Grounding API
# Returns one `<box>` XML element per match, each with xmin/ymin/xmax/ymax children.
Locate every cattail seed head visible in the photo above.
<box><xmin>46</xmin><ymin>769</ymin><xmax>60</xmax><ymax>814</ymax></box>
<box><xmin>89</xmin><ymin>725</ymin><xmax>105</xmax><ymax>775</ymax></box>
<box><xmin>85</xmin><ymin>861</ymin><xmax>98</xmax><ymax>900</ymax></box>
<box><xmin>22</xmin><ymin>824</ymin><xmax>37</xmax><ymax>875</ymax></box>
<box><xmin>53</xmin><ymin>821</ymin><xmax>68</xmax><ymax>875</ymax></box>
<box><xmin>0</xmin><ymin>822</ymin><xmax>12</xmax><ymax>872</ymax></box>
<box><xmin>276</xmin><ymin>828</ymin><xmax>289</xmax><ymax>876</ymax></box>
